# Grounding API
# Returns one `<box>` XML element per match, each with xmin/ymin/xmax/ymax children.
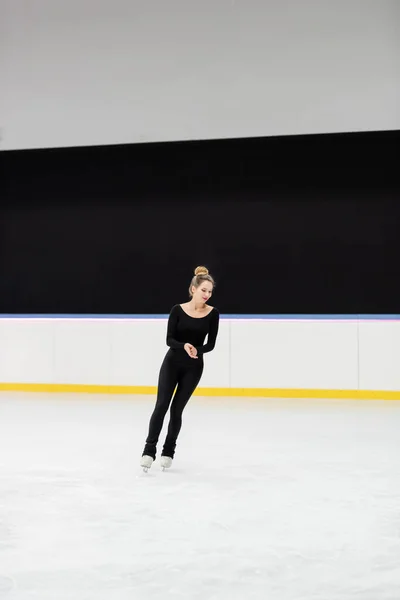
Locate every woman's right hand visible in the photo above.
<box><xmin>184</xmin><ymin>343</ymin><xmax>198</xmax><ymax>359</ymax></box>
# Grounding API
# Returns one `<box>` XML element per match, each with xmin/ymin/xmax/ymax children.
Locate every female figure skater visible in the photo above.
<box><xmin>141</xmin><ymin>266</ymin><xmax>219</xmax><ymax>472</ymax></box>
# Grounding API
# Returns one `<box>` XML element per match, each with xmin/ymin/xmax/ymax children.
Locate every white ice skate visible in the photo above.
<box><xmin>140</xmin><ymin>455</ymin><xmax>154</xmax><ymax>473</ymax></box>
<box><xmin>160</xmin><ymin>456</ymin><xmax>173</xmax><ymax>471</ymax></box>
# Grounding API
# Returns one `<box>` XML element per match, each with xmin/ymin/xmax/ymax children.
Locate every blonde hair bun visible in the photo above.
<box><xmin>194</xmin><ymin>266</ymin><xmax>209</xmax><ymax>276</ymax></box>
<box><xmin>189</xmin><ymin>266</ymin><xmax>215</xmax><ymax>297</ymax></box>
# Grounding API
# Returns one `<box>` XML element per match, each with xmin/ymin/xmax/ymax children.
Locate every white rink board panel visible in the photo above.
<box><xmin>358</xmin><ymin>321</ymin><xmax>400</xmax><ymax>391</ymax></box>
<box><xmin>109</xmin><ymin>318</ymin><xmax>230</xmax><ymax>388</ymax></box>
<box><xmin>110</xmin><ymin>320</ymin><xmax>166</xmax><ymax>386</ymax></box>
<box><xmin>53</xmin><ymin>320</ymin><xmax>111</xmax><ymax>385</ymax></box>
<box><xmin>230</xmin><ymin>319</ymin><xmax>359</xmax><ymax>390</ymax></box>
<box><xmin>0</xmin><ymin>319</ymin><xmax>54</xmax><ymax>383</ymax></box>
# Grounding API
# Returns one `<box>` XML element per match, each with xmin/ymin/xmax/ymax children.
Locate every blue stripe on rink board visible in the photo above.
<box><xmin>0</xmin><ymin>314</ymin><xmax>400</xmax><ymax>320</ymax></box>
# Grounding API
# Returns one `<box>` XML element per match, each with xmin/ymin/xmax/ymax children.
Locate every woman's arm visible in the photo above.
<box><xmin>196</xmin><ymin>309</ymin><xmax>220</xmax><ymax>355</ymax></box>
<box><xmin>166</xmin><ymin>305</ymin><xmax>185</xmax><ymax>349</ymax></box>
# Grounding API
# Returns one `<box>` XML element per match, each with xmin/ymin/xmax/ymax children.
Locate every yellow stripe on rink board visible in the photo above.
<box><xmin>0</xmin><ymin>382</ymin><xmax>400</xmax><ymax>400</ymax></box>
<box><xmin>196</xmin><ymin>388</ymin><xmax>400</xmax><ymax>400</ymax></box>
<box><xmin>0</xmin><ymin>383</ymin><xmax>157</xmax><ymax>395</ymax></box>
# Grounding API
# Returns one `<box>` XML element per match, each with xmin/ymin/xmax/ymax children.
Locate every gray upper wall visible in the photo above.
<box><xmin>1</xmin><ymin>0</ymin><xmax>399</xmax><ymax>150</ymax></box>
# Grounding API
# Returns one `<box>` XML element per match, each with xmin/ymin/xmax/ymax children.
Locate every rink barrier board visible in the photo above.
<box><xmin>1</xmin><ymin>383</ymin><xmax>400</xmax><ymax>400</ymax></box>
<box><xmin>1</xmin><ymin>314</ymin><xmax>399</xmax><ymax>399</ymax></box>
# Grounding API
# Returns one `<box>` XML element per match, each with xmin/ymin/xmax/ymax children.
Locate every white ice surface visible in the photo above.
<box><xmin>1</xmin><ymin>394</ymin><xmax>400</xmax><ymax>600</ymax></box>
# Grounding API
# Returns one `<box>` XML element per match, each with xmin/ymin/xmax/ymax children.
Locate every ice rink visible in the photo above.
<box><xmin>1</xmin><ymin>393</ymin><xmax>400</xmax><ymax>600</ymax></box>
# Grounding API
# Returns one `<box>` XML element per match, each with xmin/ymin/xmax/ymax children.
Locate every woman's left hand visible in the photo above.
<box><xmin>184</xmin><ymin>343</ymin><xmax>198</xmax><ymax>359</ymax></box>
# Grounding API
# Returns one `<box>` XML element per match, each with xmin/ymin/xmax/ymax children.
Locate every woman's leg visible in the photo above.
<box><xmin>143</xmin><ymin>355</ymin><xmax>178</xmax><ymax>459</ymax></box>
<box><xmin>162</xmin><ymin>362</ymin><xmax>204</xmax><ymax>459</ymax></box>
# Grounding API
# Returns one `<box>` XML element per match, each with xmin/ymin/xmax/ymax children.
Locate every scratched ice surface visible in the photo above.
<box><xmin>1</xmin><ymin>394</ymin><xmax>400</xmax><ymax>600</ymax></box>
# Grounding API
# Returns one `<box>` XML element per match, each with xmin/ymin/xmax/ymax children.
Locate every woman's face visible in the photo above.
<box><xmin>192</xmin><ymin>280</ymin><xmax>213</xmax><ymax>304</ymax></box>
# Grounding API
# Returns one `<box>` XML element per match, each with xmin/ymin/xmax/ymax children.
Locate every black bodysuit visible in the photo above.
<box><xmin>143</xmin><ymin>304</ymin><xmax>220</xmax><ymax>459</ymax></box>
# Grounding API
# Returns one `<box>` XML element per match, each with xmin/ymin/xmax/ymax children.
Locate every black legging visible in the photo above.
<box><xmin>143</xmin><ymin>351</ymin><xmax>203</xmax><ymax>459</ymax></box>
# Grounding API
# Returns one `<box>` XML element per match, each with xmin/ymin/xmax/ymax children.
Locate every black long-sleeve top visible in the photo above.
<box><xmin>166</xmin><ymin>304</ymin><xmax>219</xmax><ymax>356</ymax></box>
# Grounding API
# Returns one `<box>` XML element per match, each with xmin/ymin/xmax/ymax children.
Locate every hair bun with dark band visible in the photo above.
<box><xmin>194</xmin><ymin>266</ymin><xmax>209</xmax><ymax>276</ymax></box>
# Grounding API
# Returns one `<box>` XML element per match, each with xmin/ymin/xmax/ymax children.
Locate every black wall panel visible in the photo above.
<box><xmin>1</xmin><ymin>131</ymin><xmax>399</xmax><ymax>314</ymax></box>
